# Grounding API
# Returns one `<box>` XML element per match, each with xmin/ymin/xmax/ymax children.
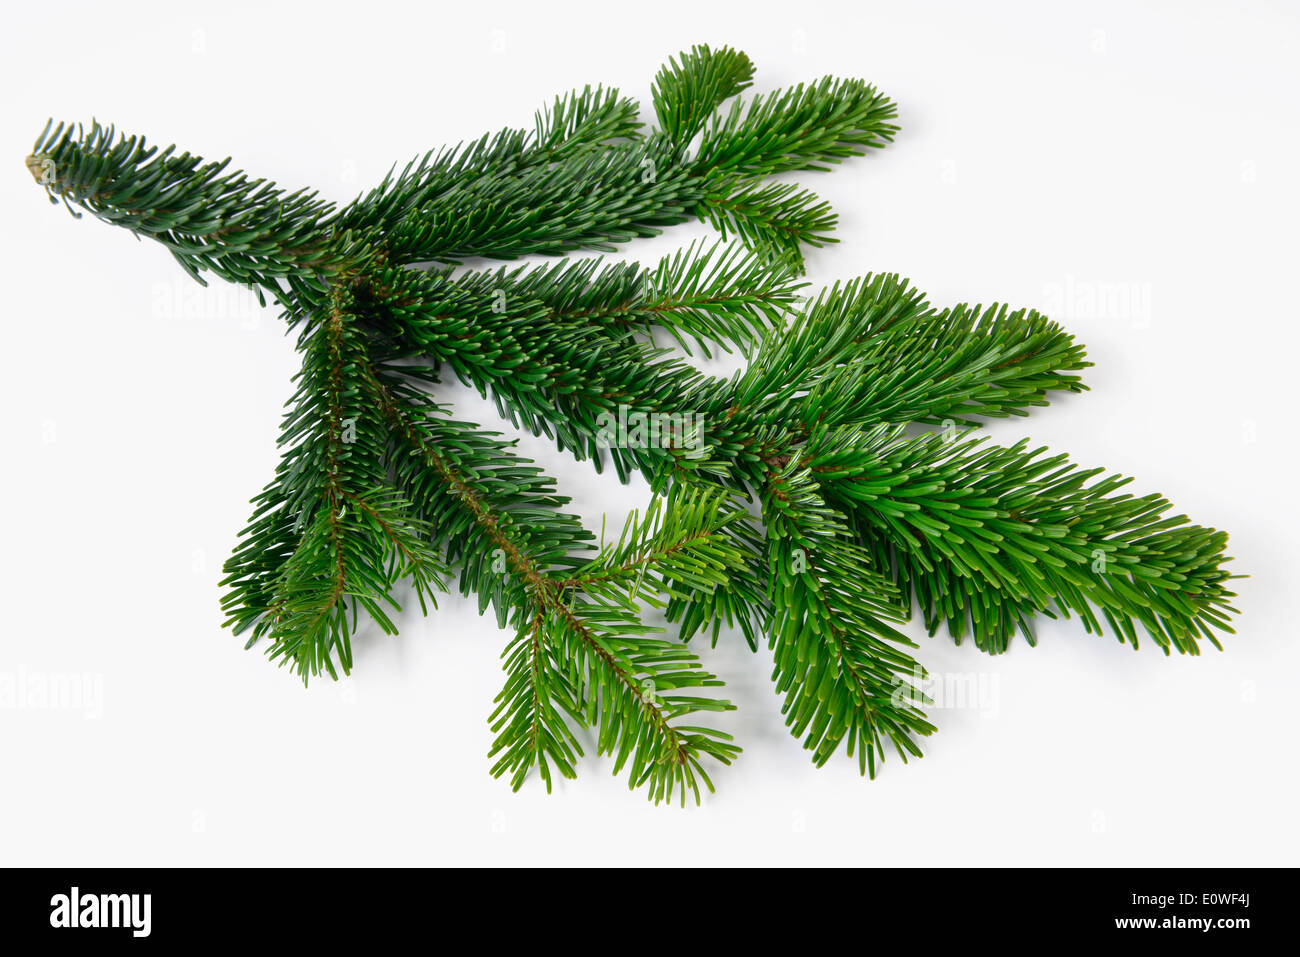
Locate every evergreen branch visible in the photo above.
<box><xmin>541</xmin><ymin>598</ymin><xmax>740</xmax><ymax>805</ymax></box>
<box><xmin>338</xmin><ymin>85</ymin><xmax>644</xmax><ymax>235</ymax></box>
<box><xmin>796</xmin><ymin>301</ymin><xmax>1091</xmax><ymax>429</ymax></box>
<box><xmin>490</xmin><ymin>613</ymin><xmax>584</xmax><ymax>792</ymax></box>
<box><xmin>652</xmin><ymin>44</ymin><xmax>755</xmax><ymax>148</ymax></box>
<box><xmin>762</xmin><ymin>456</ymin><xmax>934</xmax><ymax>774</ymax></box>
<box><xmin>361</xmin><ymin>52</ymin><xmax>897</xmax><ymax>265</ymax></box>
<box><xmin>665</xmin><ymin>511</ymin><xmax>770</xmax><ymax>651</ymax></box>
<box><xmin>708</xmin><ymin>274</ymin><xmax>1091</xmax><ymax>435</ymax></box>
<box><xmin>560</xmin><ymin>484</ymin><xmax>749</xmax><ymax>604</ymax></box>
<box><xmin>363</xmin><ymin>270</ymin><xmax>962</xmax><ymax>769</ymax></box>
<box><xmin>449</xmin><ymin>239</ymin><xmax>802</xmax><ymax>357</ymax></box>
<box><xmin>27</xmin><ymin>120</ymin><xmax>357</xmax><ymax>290</ymax></box>
<box><xmin>32</xmin><ymin>43</ymin><xmax>1243</xmax><ymax>796</ymax></box>
<box><xmin>534</xmin><ymin>86</ymin><xmax>644</xmax><ymax>159</ymax></box>
<box><xmin>358</xmin><ymin>261</ymin><xmax>719</xmax><ymax>481</ymax></box>
<box><xmin>32</xmin><ymin>50</ymin><xmax>902</xmax><ymax>286</ymax></box>
<box><xmin>370</xmin><ymin>265</ymin><xmax>1075</xmax><ymax>492</ymax></box>
<box><xmin>638</xmin><ymin>240</ymin><xmax>802</xmax><ymax>354</ymax></box>
<box><xmin>696</xmin><ymin>179</ymin><xmax>838</xmax><ymax>273</ymax></box>
<box><xmin>378</xmin><ymin>140</ymin><xmax>700</xmax><ymax>263</ymax></box>
<box><xmin>356</xmin><ymin>350</ymin><xmax>741</xmax><ymax>802</ymax></box>
<box><xmin>360</xmin><ymin>354</ymin><xmax>595</xmax><ymax>611</ymax></box>
<box><xmin>694</xmin><ymin>76</ymin><xmax>898</xmax><ymax>176</ymax></box>
<box><xmin>385</xmin><ymin>266</ymin><xmax>1235</xmax><ymax>664</ymax></box>
<box><xmin>220</xmin><ymin>299</ymin><xmax>446</xmax><ymax>680</ymax></box>
<box><xmin>720</xmin><ymin>274</ymin><xmax>935</xmax><ymax>423</ymax></box>
<box><xmin>489</xmin><ymin>483</ymin><xmax>752</xmax><ymax>797</ymax></box>
<box><xmin>815</xmin><ymin>424</ymin><xmax>1239</xmax><ymax>654</ymax></box>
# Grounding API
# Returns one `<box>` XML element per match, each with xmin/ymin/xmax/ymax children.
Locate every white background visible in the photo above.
<box><xmin>2</xmin><ymin>1</ymin><xmax>1297</xmax><ymax>866</ymax></box>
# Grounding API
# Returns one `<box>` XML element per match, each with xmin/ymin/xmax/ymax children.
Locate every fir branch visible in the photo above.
<box><xmin>358</xmin><ymin>260</ymin><xmax>720</xmax><ymax>481</ymax></box>
<box><xmin>338</xmin><ymin>85</ymin><xmax>645</xmax><ymax>237</ymax></box>
<box><xmin>31</xmin><ymin>47</ymin><xmax>898</xmax><ymax>291</ymax></box>
<box><xmin>220</xmin><ymin>298</ymin><xmax>446</xmax><ymax>680</ymax></box>
<box><xmin>817</xmin><ymin>424</ymin><xmax>1238</xmax><ymax>654</ymax></box>
<box><xmin>761</xmin><ymin>456</ymin><xmax>934</xmax><ymax>774</ymax></box>
<box><xmin>353</xmin><ymin>50</ymin><xmax>897</xmax><ymax>266</ymax></box>
<box><xmin>27</xmin><ymin>120</ymin><xmax>356</xmax><ymax>290</ymax></box>
<box><xmin>696</xmin><ymin>180</ymin><xmax>839</xmax><ymax>273</ymax></box>
<box><xmin>377</xmin><ymin>140</ymin><xmax>700</xmax><ymax>263</ymax></box>
<box><xmin>356</xmin><ymin>348</ymin><xmax>743</xmax><ymax>802</ymax></box>
<box><xmin>801</xmin><ymin>301</ymin><xmax>1090</xmax><ymax>428</ymax></box>
<box><xmin>33</xmin><ymin>43</ymin><xmax>1242</xmax><ymax>796</ymax></box>
<box><xmin>694</xmin><ymin>75</ymin><xmax>898</xmax><ymax>176</ymax></box>
<box><xmin>398</xmin><ymin>266</ymin><xmax>1233</xmax><ymax>661</ymax></box>
<box><xmin>359</xmin><ymin>354</ymin><xmax>594</xmax><ymax>609</ymax></box>
<box><xmin>449</xmin><ymin>239</ymin><xmax>803</xmax><ymax>357</ymax></box>
<box><xmin>652</xmin><ymin>44</ymin><xmax>755</xmax><ymax>149</ymax></box>
<box><xmin>490</xmin><ymin>613</ymin><xmax>583</xmax><ymax>792</ymax></box>
<box><xmin>665</xmin><ymin>510</ymin><xmax>770</xmax><ymax>652</ymax></box>
<box><xmin>539</xmin><ymin>598</ymin><xmax>740</xmax><ymax>805</ymax></box>
<box><xmin>559</xmin><ymin>484</ymin><xmax>748</xmax><ymax>603</ymax></box>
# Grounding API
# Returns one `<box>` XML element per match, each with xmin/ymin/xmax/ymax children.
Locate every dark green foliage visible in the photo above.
<box><xmin>29</xmin><ymin>44</ymin><xmax>1237</xmax><ymax>803</ymax></box>
<box><xmin>652</xmin><ymin>44</ymin><xmax>756</xmax><ymax>148</ymax></box>
<box><xmin>219</xmin><ymin>294</ymin><xmax>449</xmax><ymax>680</ymax></box>
<box><xmin>27</xmin><ymin>120</ymin><xmax>356</xmax><ymax>292</ymax></box>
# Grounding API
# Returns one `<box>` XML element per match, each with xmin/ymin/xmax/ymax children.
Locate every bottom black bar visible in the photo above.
<box><xmin>0</xmin><ymin>867</ymin><xmax>1278</xmax><ymax>944</ymax></box>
